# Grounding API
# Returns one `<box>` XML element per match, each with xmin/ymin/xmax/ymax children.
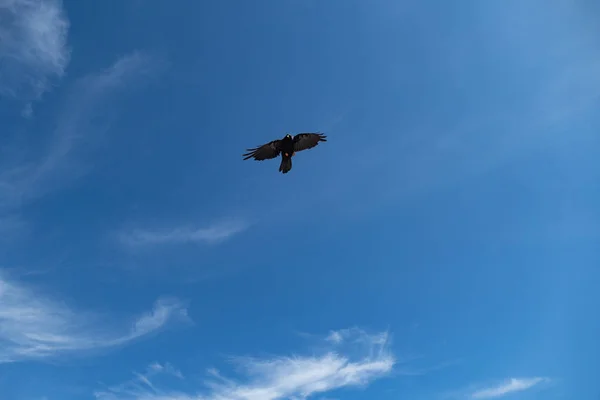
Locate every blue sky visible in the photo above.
<box><xmin>0</xmin><ymin>0</ymin><xmax>598</xmax><ymax>399</ymax></box>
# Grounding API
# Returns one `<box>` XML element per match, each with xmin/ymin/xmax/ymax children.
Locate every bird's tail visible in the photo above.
<box><xmin>279</xmin><ymin>157</ymin><xmax>292</xmax><ymax>174</ymax></box>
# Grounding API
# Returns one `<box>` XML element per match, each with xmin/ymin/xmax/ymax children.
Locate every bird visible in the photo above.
<box><xmin>242</xmin><ymin>132</ymin><xmax>327</xmax><ymax>174</ymax></box>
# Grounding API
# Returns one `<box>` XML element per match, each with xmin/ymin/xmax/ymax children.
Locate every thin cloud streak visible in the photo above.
<box><xmin>325</xmin><ymin>327</ymin><xmax>389</xmax><ymax>347</ymax></box>
<box><xmin>0</xmin><ymin>0</ymin><xmax>71</xmax><ymax>103</ymax></box>
<box><xmin>118</xmin><ymin>220</ymin><xmax>250</xmax><ymax>247</ymax></box>
<box><xmin>0</xmin><ymin>51</ymin><xmax>161</xmax><ymax>209</ymax></box>
<box><xmin>470</xmin><ymin>377</ymin><xmax>549</xmax><ymax>399</ymax></box>
<box><xmin>0</xmin><ymin>270</ymin><xmax>190</xmax><ymax>363</ymax></box>
<box><xmin>94</xmin><ymin>328</ymin><xmax>395</xmax><ymax>400</ymax></box>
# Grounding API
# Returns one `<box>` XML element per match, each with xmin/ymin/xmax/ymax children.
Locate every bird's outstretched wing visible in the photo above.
<box><xmin>242</xmin><ymin>139</ymin><xmax>282</xmax><ymax>161</ymax></box>
<box><xmin>293</xmin><ymin>132</ymin><xmax>327</xmax><ymax>152</ymax></box>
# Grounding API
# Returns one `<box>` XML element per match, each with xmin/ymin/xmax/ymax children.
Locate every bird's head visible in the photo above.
<box><xmin>285</xmin><ymin>134</ymin><xmax>292</xmax><ymax>139</ymax></box>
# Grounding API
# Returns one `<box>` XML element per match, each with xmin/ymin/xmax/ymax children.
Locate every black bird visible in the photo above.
<box><xmin>242</xmin><ymin>132</ymin><xmax>327</xmax><ymax>174</ymax></box>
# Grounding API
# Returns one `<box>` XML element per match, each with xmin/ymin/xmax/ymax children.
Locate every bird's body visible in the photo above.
<box><xmin>242</xmin><ymin>132</ymin><xmax>327</xmax><ymax>174</ymax></box>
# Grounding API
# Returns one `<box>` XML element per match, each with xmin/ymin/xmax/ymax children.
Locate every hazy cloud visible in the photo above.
<box><xmin>470</xmin><ymin>377</ymin><xmax>549</xmax><ymax>399</ymax></box>
<box><xmin>0</xmin><ymin>0</ymin><xmax>71</xmax><ymax>103</ymax></box>
<box><xmin>94</xmin><ymin>328</ymin><xmax>395</xmax><ymax>400</ymax></box>
<box><xmin>0</xmin><ymin>270</ymin><xmax>189</xmax><ymax>363</ymax></box>
<box><xmin>118</xmin><ymin>219</ymin><xmax>250</xmax><ymax>248</ymax></box>
<box><xmin>0</xmin><ymin>51</ymin><xmax>160</xmax><ymax>209</ymax></box>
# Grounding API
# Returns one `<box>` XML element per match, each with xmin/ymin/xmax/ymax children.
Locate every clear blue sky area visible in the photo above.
<box><xmin>0</xmin><ymin>1</ymin><xmax>598</xmax><ymax>399</ymax></box>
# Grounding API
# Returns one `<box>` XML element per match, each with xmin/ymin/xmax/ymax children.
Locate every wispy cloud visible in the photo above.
<box><xmin>94</xmin><ymin>328</ymin><xmax>395</xmax><ymax>400</ymax></box>
<box><xmin>325</xmin><ymin>331</ymin><xmax>344</xmax><ymax>344</ymax></box>
<box><xmin>96</xmin><ymin>362</ymin><xmax>184</xmax><ymax>399</ymax></box>
<box><xmin>118</xmin><ymin>220</ymin><xmax>250</xmax><ymax>248</ymax></box>
<box><xmin>325</xmin><ymin>327</ymin><xmax>388</xmax><ymax>346</ymax></box>
<box><xmin>147</xmin><ymin>362</ymin><xmax>184</xmax><ymax>379</ymax></box>
<box><xmin>470</xmin><ymin>377</ymin><xmax>549</xmax><ymax>399</ymax></box>
<box><xmin>0</xmin><ymin>0</ymin><xmax>71</xmax><ymax>106</ymax></box>
<box><xmin>0</xmin><ymin>51</ymin><xmax>161</xmax><ymax>209</ymax></box>
<box><xmin>0</xmin><ymin>270</ymin><xmax>190</xmax><ymax>363</ymax></box>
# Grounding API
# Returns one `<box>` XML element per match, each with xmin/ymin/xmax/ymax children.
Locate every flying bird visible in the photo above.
<box><xmin>242</xmin><ymin>132</ymin><xmax>327</xmax><ymax>174</ymax></box>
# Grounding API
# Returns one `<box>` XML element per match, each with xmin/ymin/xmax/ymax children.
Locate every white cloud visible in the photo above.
<box><xmin>0</xmin><ymin>270</ymin><xmax>189</xmax><ymax>363</ymax></box>
<box><xmin>96</xmin><ymin>362</ymin><xmax>185</xmax><ymax>400</ymax></box>
<box><xmin>0</xmin><ymin>51</ymin><xmax>160</xmax><ymax>209</ymax></box>
<box><xmin>470</xmin><ymin>377</ymin><xmax>549</xmax><ymax>399</ymax></box>
<box><xmin>94</xmin><ymin>328</ymin><xmax>395</xmax><ymax>400</ymax></box>
<box><xmin>325</xmin><ymin>331</ymin><xmax>343</xmax><ymax>344</ymax></box>
<box><xmin>0</xmin><ymin>0</ymin><xmax>71</xmax><ymax>103</ymax></box>
<box><xmin>148</xmin><ymin>362</ymin><xmax>184</xmax><ymax>379</ymax></box>
<box><xmin>325</xmin><ymin>327</ymin><xmax>389</xmax><ymax>347</ymax></box>
<box><xmin>118</xmin><ymin>220</ymin><xmax>250</xmax><ymax>247</ymax></box>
